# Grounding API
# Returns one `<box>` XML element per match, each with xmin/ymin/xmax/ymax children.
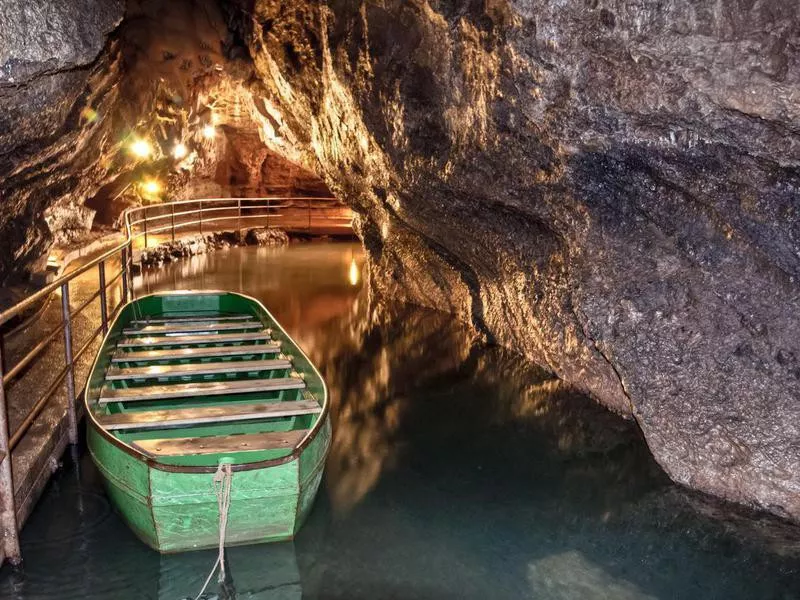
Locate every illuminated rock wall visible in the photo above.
<box><xmin>227</xmin><ymin>0</ymin><xmax>800</xmax><ymax>522</ymax></box>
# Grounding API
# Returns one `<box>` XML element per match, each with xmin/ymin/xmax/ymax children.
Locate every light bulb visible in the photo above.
<box><xmin>141</xmin><ymin>179</ymin><xmax>161</xmax><ymax>195</ymax></box>
<box><xmin>130</xmin><ymin>138</ymin><xmax>152</xmax><ymax>158</ymax></box>
<box><xmin>172</xmin><ymin>142</ymin><xmax>188</xmax><ymax>160</ymax></box>
<box><xmin>202</xmin><ymin>124</ymin><xmax>216</xmax><ymax>139</ymax></box>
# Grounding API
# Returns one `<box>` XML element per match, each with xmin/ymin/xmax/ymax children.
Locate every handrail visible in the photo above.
<box><xmin>0</xmin><ymin>194</ymin><xmax>352</xmax><ymax>566</ymax></box>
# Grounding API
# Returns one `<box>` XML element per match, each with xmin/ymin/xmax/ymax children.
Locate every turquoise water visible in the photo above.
<box><xmin>1</xmin><ymin>242</ymin><xmax>798</xmax><ymax>599</ymax></box>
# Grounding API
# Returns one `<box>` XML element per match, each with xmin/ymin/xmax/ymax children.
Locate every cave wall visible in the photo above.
<box><xmin>227</xmin><ymin>0</ymin><xmax>800</xmax><ymax>521</ymax></box>
<box><xmin>0</xmin><ymin>0</ymin><xmax>125</xmax><ymax>274</ymax></box>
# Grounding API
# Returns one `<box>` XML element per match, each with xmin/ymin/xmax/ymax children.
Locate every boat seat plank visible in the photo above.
<box><xmin>105</xmin><ymin>358</ymin><xmax>292</xmax><ymax>381</ymax></box>
<box><xmin>123</xmin><ymin>322</ymin><xmax>263</xmax><ymax>336</ymax></box>
<box><xmin>96</xmin><ymin>400</ymin><xmax>321</xmax><ymax>431</ymax></box>
<box><xmin>99</xmin><ymin>377</ymin><xmax>305</xmax><ymax>404</ymax></box>
<box><xmin>117</xmin><ymin>331</ymin><xmax>271</xmax><ymax>348</ymax></box>
<box><xmin>130</xmin><ymin>315</ymin><xmax>254</xmax><ymax>325</ymax></box>
<box><xmin>111</xmin><ymin>343</ymin><xmax>281</xmax><ymax>363</ymax></box>
<box><xmin>132</xmin><ymin>429</ymin><xmax>309</xmax><ymax>456</ymax></box>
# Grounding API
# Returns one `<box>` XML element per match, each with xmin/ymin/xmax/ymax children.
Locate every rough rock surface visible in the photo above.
<box><xmin>138</xmin><ymin>227</ymin><xmax>288</xmax><ymax>268</ymax></box>
<box><xmin>0</xmin><ymin>0</ymin><xmax>125</xmax><ymax>276</ymax></box>
<box><xmin>225</xmin><ymin>0</ymin><xmax>800</xmax><ymax>521</ymax></box>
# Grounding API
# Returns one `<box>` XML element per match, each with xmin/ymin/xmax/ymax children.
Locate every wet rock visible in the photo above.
<box><xmin>227</xmin><ymin>0</ymin><xmax>800</xmax><ymax>521</ymax></box>
<box><xmin>138</xmin><ymin>229</ymin><xmax>288</xmax><ymax>269</ymax></box>
<box><xmin>244</xmin><ymin>227</ymin><xmax>289</xmax><ymax>246</ymax></box>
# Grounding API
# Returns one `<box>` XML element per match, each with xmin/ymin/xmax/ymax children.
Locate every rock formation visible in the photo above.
<box><xmin>0</xmin><ymin>0</ymin><xmax>125</xmax><ymax>275</ymax></box>
<box><xmin>224</xmin><ymin>0</ymin><xmax>800</xmax><ymax>521</ymax></box>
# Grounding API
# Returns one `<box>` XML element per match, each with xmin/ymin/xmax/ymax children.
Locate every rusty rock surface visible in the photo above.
<box><xmin>225</xmin><ymin>0</ymin><xmax>800</xmax><ymax>521</ymax></box>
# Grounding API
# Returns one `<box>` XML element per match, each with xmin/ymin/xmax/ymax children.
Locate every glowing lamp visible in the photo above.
<box><xmin>141</xmin><ymin>179</ymin><xmax>161</xmax><ymax>195</ymax></box>
<box><xmin>202</xmin><ymin>124</ymin><xmax>216</xmax><ymax>139</ymax></box>
<box><xmin>172</xmin><ymin>142</ymin><xmax>188</xmax><ymax>160</ymax></box>
<box><xmin>130</xmin><ymin>138</ymin><xmax>152</xmax><ymax>159</ymax></box>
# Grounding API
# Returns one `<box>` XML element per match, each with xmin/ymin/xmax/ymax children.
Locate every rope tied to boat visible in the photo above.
<box><xmin>193</xmin><ymin>461</ymin><xmax>234</xmax><ymax>600</ymax></box>
<box><xmin>214</xmin><ymin>461</ymin><xmax>233</xmax><ymax>582</ymax></box>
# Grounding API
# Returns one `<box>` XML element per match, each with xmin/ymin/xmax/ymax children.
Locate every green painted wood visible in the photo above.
<box><xmin>131</xmin><ymin>314</ymin><xmax>254</xmax><ymax>325</ymax></box>
<box><xmin>99</xmin><ymin>376</ymin><xmax>305</xmax><ymax>404</ymax></box>
<box><xmin>97</xmin><ymin>400</ymin><xmax>321</xmax><ymax>431</ymax></box>
<box><xmin>117</xmin><ymin>330</ymin><xmax>272</xmax><ymax>348</ymax></box>
<box><xmin>122</xmin><ymin>321</ymin><xmax>263</xmax><ymax>336</ymax></box>
<box><xmin>111</xmin><ymin>342</ymin><xmax>281</xmax><ymax>363</ymax></box>
<box><xmin>84</xmin><ymin>290</ymin><xmax>330</xmax><ymax>552</ymax></box>
<box><xmin>105</xmin><ymin>358</ymin><xmax>292</xmax><ymax>380</ymax></box>
<box><xmin>133</xmin><ymin>429</ymin><xmax>309</xmax><ymax>457</ymax></box>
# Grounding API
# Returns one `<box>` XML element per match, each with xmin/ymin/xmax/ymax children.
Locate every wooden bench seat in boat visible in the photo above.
<box><xmin>99</xmin><ymin>376</ymin><xmax>305</xmax><ymax>404</ymax></box>
<box><xmin>96</xmin><ymin>400</ymin><xmax>321</xmax><ymax>431</ymax></box>
<box><xmin>122</xmin><ymin>321</ymin><xmax>264</xmax><ymax>336</ymax></box>
<box><xmin>130</xmin><ymin>315</ymin><xmax>254</xmax><ymax>325</ymax></box>
<box><xmin>132</xmin><ymin>429</ymin><xmax>309</xmax><ymax>456</ymax></box>
<box><xmin>117</xmin><ymin>330</ymin><xmax>271</xmax><ymax>348</ymax></box>
<box><xmin>105</xmin><ymin>358</ymin><xmax>292</xmax><ymax>381</ymax></box>
<box><xmin>111</xmin><ymin>343</ymin><xmax>281</xmax><ymax>363</ymax></box>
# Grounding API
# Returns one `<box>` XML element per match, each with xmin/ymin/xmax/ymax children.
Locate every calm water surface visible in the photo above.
<box><xmin>1</xmin><ymin>242</ymin><xmax>798</xmax><ymax>599</ymax></box>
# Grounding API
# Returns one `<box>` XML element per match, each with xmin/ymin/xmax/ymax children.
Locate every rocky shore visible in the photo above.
<box><xmin>138</xmin><ymin>227</ymin><xmax>289</xmax><ymax>269</ymax></box>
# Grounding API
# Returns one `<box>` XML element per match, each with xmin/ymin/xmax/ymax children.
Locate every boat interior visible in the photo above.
<box><xmin>91</xmin><ymin>301</ymin><xmax>323</xmax><ymax>468</ymax></box>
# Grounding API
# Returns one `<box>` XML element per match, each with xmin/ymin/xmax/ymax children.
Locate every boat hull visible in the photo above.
<box><xmin>87</xmin><ymin>404</ymin><xmax>331</xmax><ymax>553</ymax></box>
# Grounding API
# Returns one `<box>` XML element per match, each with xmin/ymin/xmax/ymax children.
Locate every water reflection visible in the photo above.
<box><xmin>1</xmin><ymin>243</ymin><xmax>798</xmax><ymax>600</ymax></box>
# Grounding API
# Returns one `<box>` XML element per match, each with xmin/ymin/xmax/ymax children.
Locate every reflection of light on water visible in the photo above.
<box><xmin>527</xmin><ymin>551</ymin><xmax>656</xmax><ymax>600</ymax></box>
<box><xmin>348</xmin><ymin>258</ymin><xmax>360</xmax><ymax>286</ymax></box>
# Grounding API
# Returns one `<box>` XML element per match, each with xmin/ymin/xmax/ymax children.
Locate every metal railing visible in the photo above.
<box><xmin>0</xmin><ymin>195</ymin><xmax>350</xmax><ymax>566</ymax></box>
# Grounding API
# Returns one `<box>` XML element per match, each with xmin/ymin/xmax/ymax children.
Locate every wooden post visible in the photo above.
<box><xmin>0</xmin><ymin>344</ymin><xmax>21</xmax><ymax>566</ymax></box>
<box><xmin>61</xmin><ymin>283</ymin><xmax>78</xmax><ymax>445</ymax></box>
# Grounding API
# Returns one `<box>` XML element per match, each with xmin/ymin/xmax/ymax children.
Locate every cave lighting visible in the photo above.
<box><xmin>130</xmin><ymin>138</ymin><xmax>152</xmax><ymax>159</ymax></box>
<box><xmin>141</xmin><ymin>179</ymin><xmax>161</xmax><ymax>195</ymax></box>
<box><xmin>348</xmin><ymin>258</ymin><xmax>360</xmax><ymax>287</ymax></box>
<box><xmin>202</xmin><ymin>124</ymin><xmax>216</xmax><ymax>139</ymax></box>
<box><xmin>172</xmin><ymin>142</ymin><xmax>188</xmax><ymax>160</ymax></box>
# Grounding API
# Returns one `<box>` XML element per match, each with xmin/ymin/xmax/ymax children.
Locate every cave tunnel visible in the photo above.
<box><xmin>0</xmin><ymin>0</ymin><xmax>799</xmax><ymax>597</ymax></box>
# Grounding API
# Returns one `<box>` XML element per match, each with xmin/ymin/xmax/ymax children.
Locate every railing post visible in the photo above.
<box><xmin>98</xmin><ymin>260</ymin><xmax>108</xmax><ymax>336</ymax></box>
<box><xmin>171</xmin><ymin>203</ymin><xmax>176</xmax><ymax>243</ymax></box>
<box><xmin>0</xmin><ymin>344</ymin><xmax>22</xmax><ymax>567</ymax></box>
<box><xmin>143</xmin><ymin>206</ymin><xmax>149</xmax><ymax>249</ymax></box>
<box><xmin>60</xmin><ymin>283</ymin><xmax>78</xmax><ymax>445</ymax></box>
<box><xmin>121</xmin><ymin>246</ymin><xmax>130</xmax><ymax>304</ymax></box>
<box><xmin>308</xmin><ymin>197</ymin><xmax>312</xmax><ymax>232</ymax></box>
<box><xmin>237</xmin><ymin>198</ymin><xmax>242</xmax><ymax>243</ymax></box>
<box><xmin>199</xmin><ymin>200</ymin><xmax>203</xmax><ymax>236</ymax></box>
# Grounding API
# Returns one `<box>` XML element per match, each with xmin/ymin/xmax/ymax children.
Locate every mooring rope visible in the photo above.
<box><xmin>193</xmin><ymin>462</ymin><xmax>233</xmax><ymax>600</ymax></box>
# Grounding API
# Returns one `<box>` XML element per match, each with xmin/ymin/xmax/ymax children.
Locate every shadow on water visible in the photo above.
<box><xmin>1</xmin><ymin>242</ymin><xmax>798</xmax><ymax>599</ymax></box>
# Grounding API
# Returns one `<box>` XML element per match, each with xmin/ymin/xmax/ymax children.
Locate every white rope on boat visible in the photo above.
<box><xmin>193</xmin><ymin>461</ymin><xmax>234</xmax><ymax>600</ymax></box>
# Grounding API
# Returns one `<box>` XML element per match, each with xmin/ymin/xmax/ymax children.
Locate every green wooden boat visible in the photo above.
<box><xmin>84</xmin><ymin>290</ymin><xmax>330</xmax><ymax>553</ymax></box>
